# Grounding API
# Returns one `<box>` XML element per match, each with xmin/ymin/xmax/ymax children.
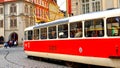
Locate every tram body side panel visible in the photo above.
<box><xmin>24</xmin><ymin>38</ymin><xmax>120</xmax><ymax>58</ymax></box>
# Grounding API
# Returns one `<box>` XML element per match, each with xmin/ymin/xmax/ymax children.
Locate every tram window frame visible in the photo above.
<box><xmin>58</xmin><ymin>24</ymin><xmax>68</xmax><ymax>38</ymax></box>
<box><xmin>70</xmin><ymin>21</ymin><xmax>82</xmax><ymax>38</ymax></box>
<box><xmin>40</xmin><ymin>27</ymin><xmax>47</xmax><ymax>39</ymax></box>
<box><xmin>84</xmin><ymin>19</ymin><xmax>104</xmax><ymax>37</ymax></box>
<box><xmin>28</xmin><ymin>30</ymin><xmax>33</xmax><ymax>40</ymax></box>
<box><xmin>34</xmin><ymin>29</ymin><xmax>39</xmax><ymax>40</ymax></box>
<box><xmin>48</xmin><ymin>26</ymin><xmax>57</xmax><ymax>39</ymax></box>
<box><xmin>107</xmin><ymin>16</ymin><xmax>120</xmax><ymax>36</ymax></box>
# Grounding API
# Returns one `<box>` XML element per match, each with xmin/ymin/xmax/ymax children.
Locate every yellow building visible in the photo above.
<box><xmin>49</xmin><ymin>0</ymin><xmax>64</xmax><ymax>21</ymax></box>
<box><xmin>32</xmin><ymin>0</ymin><xmax>64</xmax><ymax>23</ymax></box>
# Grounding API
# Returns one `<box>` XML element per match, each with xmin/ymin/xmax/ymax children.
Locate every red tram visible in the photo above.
<box><xmin>24</xmin><ymin>9</ymin><xmax>120</xmax><ymax>67</ymax></box>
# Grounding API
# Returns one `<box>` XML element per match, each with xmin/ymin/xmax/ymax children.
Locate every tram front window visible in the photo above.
<box><xmin>24</xmin><ymin>31</ymin><xmax>27</xmax><ymax>40</ymax></box>
<box><xmin>28</xmin><ymin>30</ymin><xmax>33</xmax><ymax>40</ymax></box>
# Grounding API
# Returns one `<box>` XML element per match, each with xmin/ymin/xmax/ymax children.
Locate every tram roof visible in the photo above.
<box><xmin>34</xmin><ymin>18</ymin><xmax>69</xmax><ymax>29</ymax></box>
<box><xmin>69</xmin><ymin>8</ymin><xmax>120</xmax><ymax>22</ymax></box>
<box><xmin>24</xmin><ymin>26</ymin><xmax>35</xmax><ymax>31</ymax></box>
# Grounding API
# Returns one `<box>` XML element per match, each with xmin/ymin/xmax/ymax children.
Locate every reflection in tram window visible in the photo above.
<box><xmin>58</xmin><ymin>24</ymin><xmax>68</xmax><ymax>38</ymax></box>
<box><xmin>84</xmin><ymin>19</ymin><xmax>104</xmax><ymax>37</ymax></box>
<box><xmin>107</xmin><ymin>17</ymin><xmax>120</xmax><ymax>36</ymax></box>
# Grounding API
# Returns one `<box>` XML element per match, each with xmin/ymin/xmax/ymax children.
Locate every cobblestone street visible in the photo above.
<box><xmin>0</xmin><ymin>46</ymin><xmax>70</xmax><ymax>68</ymax></box>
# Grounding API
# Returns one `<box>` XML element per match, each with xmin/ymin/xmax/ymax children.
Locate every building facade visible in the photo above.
<box><xmin>31</xmin><ymin>0</ymin><xmax>49</xmax><ymax>23</ymax></box>
<box><xmin>0</xmin><ymin>0</ymin><xmax>64</xmax><ymax>45</ymax></box>
<box><xmin>0</xmin><ymin>0</ymin><xmax>35</xmax><ymax>45</ymax></box>
<box><xmin>67</xmin><ymin>0</ymin><xmax>120</xmax><ymax>16</ymax></box>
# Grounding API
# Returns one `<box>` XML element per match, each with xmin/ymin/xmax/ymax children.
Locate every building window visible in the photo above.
<box><xmin>30</xmin><ymin>18</ymin><xmax>34</xmax><ymax>26</ymax></box>
<box><xmin>38</xmin><ymin>8</ymin><xmax>42</xmax><ymax>17</ymax></box>
<box><xmin>25</xmin><ymin>18</ymin><xmax>29</xmax><ymax>27</ymax></box>
<box><xmin>25</xmin><ymin>4</ymin><xmax>29</xmax><ymax>13</ymax></box>
<box><xmin>42</xmin><ymin>0</ymin><xmax>44</xmax><ymax>6</ymax></box>
<box><xmin>92</xmin><ymin>0</ymin><xmax>101</xmax><ymax>12</ymax></box>
<box><xmin>10</xmin><ymin>18</ymin><xmax>17</xmax><ymax>28</ymax></box>
<box><xmin>10</xmin><ymin>4</ymin><xmax>17</xmax><ymax>13</ymax></box>
<box><xmin>30</xmin><ymin>6</ymin><xmax>33</xmax><ymax>15</ymax></box>
<box><xmin>39</xmin><ymin>8</ymin><xmax>41</xmax><ymax>17</ymax></box>
<box><xmin>0</xmin><ymin>8</ymin><xmax>3</xmax><ymax>14</ymax></box>
<box><xmin>81</xmin><ymin>0</ymin><xmax>101</xmax><ymax>14</ymax></box>
<box><xmin>0</xmin><ymin>20</ymin><xmax>3</xmax><ymax>28</ymax></box>
<box><xmin>82</xmin><ymin>0</ymin><xmax>90</xmax><ymax>14</ymax></box>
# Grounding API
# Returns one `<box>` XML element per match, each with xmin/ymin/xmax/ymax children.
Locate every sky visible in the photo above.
<box><xmin>57</xmin><ymin>0</ymin><xmax>66</xmax><ymax>11</ymax></box>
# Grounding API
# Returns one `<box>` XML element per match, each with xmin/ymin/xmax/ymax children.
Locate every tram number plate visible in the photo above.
<box><xmin>49</xmin><ymin>45</ymin><xmax>57</xmax><ymax>52</ymax></box>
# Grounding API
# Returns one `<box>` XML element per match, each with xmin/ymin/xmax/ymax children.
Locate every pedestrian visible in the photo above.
<box><xmin>75</xmin><ymin>28</ymin><xmax>82</xmax><ymax>38</ymax></box>
<box><xmin>9</xmin><ymin>40</ymin><xmax>12</xmax><ymax>47</ymax></box>
<box><xmin>4</xmin><ymin>42</ymin><xmax>8</xmax><ymax>48</ymax></box>
<box><xmin>14</xmin><ymin>40</ymin><xmax>17</xmax><ymax>46</ymax></box>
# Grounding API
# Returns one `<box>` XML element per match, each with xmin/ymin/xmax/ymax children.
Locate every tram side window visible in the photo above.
<box><xmin>28</xmin><ymin>30</ymin><xmax>33</xmax><ymax>40</ymax></box>
<box><xmin>24</xmin><ymin>31</ymin><xmax>27</xmax><ymax>40</ymax></box>
<box><xmin>34</xmin><ymin>29</ymin><xmax>39</xmax><ymax>40</ymax></box>
<box><xmin>84</xmin><ymin>19</ymin><xmax>104</xmax><ymax>37</ymax></box>
<box><xmin>58</xmin><ymin>24</ymin><xmax>68</xmax><ymax>38</ymax></box>
<box><xmin>70</xmin><ymin>22</ymin><xmax>82</xmax><ymax>38</ymax></box>
<box><xmin>41</xmin><ymin>28</ymin><xmax>47</xmax><ymax>39</ymax></box>
<box><xmin>48</xmin><ymin>26</ymin><xmax>56</xmax><ymax>39</ymax></box>
<box><xmin>107</xmin><ymin>17</ymin><xmax>120</xmax><ymax>36</ymax></box>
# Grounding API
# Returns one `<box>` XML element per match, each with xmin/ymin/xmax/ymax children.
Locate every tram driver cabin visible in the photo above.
<box><xmin>24</xmin><ymin>8</ymin><xmax>120</xmax><ymax>68</ymax></box>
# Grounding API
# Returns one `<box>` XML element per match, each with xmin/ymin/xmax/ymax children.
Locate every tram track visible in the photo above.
<box><xmin>4</xmin><ymin>50</ymin><xmax>26</xmax><ymax>68</ymax></box>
